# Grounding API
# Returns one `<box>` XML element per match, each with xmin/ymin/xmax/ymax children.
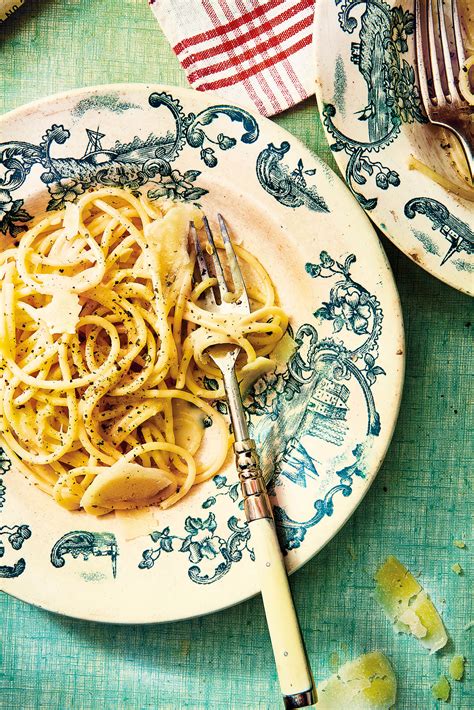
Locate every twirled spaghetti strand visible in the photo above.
<box><xmin>0</xmin><ymin>188</ymin><xmax>287</xmax><ymax>515</ymax></box>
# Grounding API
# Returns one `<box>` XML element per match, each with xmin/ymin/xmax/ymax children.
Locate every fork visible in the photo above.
<box><xmin>415</xmin><ymin>0</ymin><xmax>473</xmax><ymax>180</ymax></box>
<box><xmin>190</xmin><ymin>215</ymin><xmax>315</xmax><ymax>709</ymax></box>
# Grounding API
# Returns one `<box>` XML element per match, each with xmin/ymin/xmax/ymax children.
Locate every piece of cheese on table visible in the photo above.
<box><xmin>431</xmin><ymin>675</ymin><xmax>450</xmax><ymax>702</ymax></box>
<box><xmin>374</xmin><ymin>556</ymin><xmax>448</xmax><ymax>653</ymax></box>
<box><xmin>316</xmin><ymin>652</ymin><xmax>397</xmax><ymax>710</ymax></box>
<box><xmin>448</xmin><ymin>655</ymin><xmax>465</xmax><ymax>681</ymax></box>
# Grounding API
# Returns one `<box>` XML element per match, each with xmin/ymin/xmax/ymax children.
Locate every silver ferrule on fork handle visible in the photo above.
<box><xmin>225</xmin><ymin>368</ymin><xmax>273</xmax><ymax>521</ymax></box>
<box><xmin>234</xmin><ymin>439</ymin><xmax>273</xmax><ymax>521</ymax></box>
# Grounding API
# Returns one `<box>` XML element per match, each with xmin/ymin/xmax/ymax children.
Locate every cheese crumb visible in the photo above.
<box><xmin>431</xmin><ymin>675</ymin><xmax>450</xmax><ymax>702</ymax></box>
<box><xmin>36</xmin><ymin>291</ymin><xmax>82</xmax><ymax>334</ymax></box>
<box><xmin>453</xmin><ymin>540</ymin><xmax>466</xmax><ymax>549</ymax></box>
<box><xmin>374</xmin><ymin>556</ymin><xmax>448</xmax><ymax>653</ymax></box>
<box><xmin>448</xmin><ymin>655</ymin><xmax>465</xmax><ymax>681</ymax></box>
<box><xmin>452</xmin><ymin>563</ymin><xmax>463</xmax><ymax>575</ymax></box>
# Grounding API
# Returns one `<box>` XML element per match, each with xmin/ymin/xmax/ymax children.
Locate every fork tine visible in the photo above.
<box><xmin>190</xmin><ymin>221</ymin><xmax>216</xmax><ymax>307</ymax></box>
<box><xmin>437</xmin><ymin>0</ymin><xmax>460</xmax><ymax>101</ymax></box>
<box><xmin>203</xmin><ymin>216</ymin><xmax>229</xmax><ymax>296</ymax></box>
<box><xmin>415</xmin><ymin>0</ymin><xmax>432</xmax><ymax>109</ymax></box>
<box><xmin>427</xmin><ymin>0</ymin><xmax>445</xmax><ymax>105</ymax></box>
<box><xmin>217</xmin><ymin>214</ymin><xmax>251</xmax><ymax>311</ymax></box>
<box><xmin>452</xmin><ymin>0</ymin><xmax>466</xmax><ymax>75</ymax></box>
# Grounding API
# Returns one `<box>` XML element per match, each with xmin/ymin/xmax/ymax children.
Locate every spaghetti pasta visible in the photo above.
<box><xmin>0</xmin><ymin>188</ymin><xmax>288</xmax><ymax>515</ymax></box>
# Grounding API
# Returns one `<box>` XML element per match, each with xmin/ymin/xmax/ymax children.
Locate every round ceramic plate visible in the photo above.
<box><xmin>0</xmin><ymin>84</ymin><xmax>404</xmax><ymax>622</ymax></box>
<box><xmin>313</xmin><ymin>0</ymin><xmax>473</xmax><ymax>295</ymax></box>
<box><xmin>0</xmin><ymin>0</ymin><xmax>25</xmax><ymax>23</ymax></box>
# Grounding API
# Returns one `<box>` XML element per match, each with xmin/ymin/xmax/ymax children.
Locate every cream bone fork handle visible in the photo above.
<box><xmin>190</xmin><ymin>215</ymin><xmax>315</xmax><ymax>709</ymax></box>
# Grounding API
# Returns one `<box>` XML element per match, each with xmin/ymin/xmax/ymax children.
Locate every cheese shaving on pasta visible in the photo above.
<box><xmin>0</xmin><ymin>187</ymin><xmax>288</xmax><ymax>515</ymax></box>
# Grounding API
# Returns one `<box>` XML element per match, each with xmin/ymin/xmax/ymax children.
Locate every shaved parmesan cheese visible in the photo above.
<box><xmin>35</xmin><ymin>291</ymin><xmax>82</xmax><ymax>334</ymax></box>
<box><xmin>240</xmin><ymin>356</ymin><xmax>276</xmax><ymax>397</ymax></box>
<box><xmin>145</xmin><ymin>202</ymin><xmax>202</xmax><ymax>303</ymax></box>
<box><xmin>432</xmin><ymin>675</ymin><xmax>450</xmax><ymax>702</ymax></box>
<box><xmin>272</xmin><ymin>331</ymin><xmax>297</xmax><ymax>365</ymax></box>
<box><xmin>374</xmin><ymin>556</ymin><xmax>448</xmax><ymax>653</ymax></box>
<box><xmin>449</xmin><ymin>655</ymin><xmax>465</xmax><ymax>681</ymax></box>
<box><xmin>81</xmin><ymin>461</ymin><xmax>176</xmax><ymax>516</ymax></box>
<box><xmin>397</xmin><ymin>608</ymin><xmax>427</xmax><ymax>638</ymax></box>
<box><xmin>240</xmin><ymin>333</ymin><xmax>296</xmax><ymax>396</ymax></box>
<box><xmin>173</xmin><ymin>399</ymin><xmax>205</xmax><ymax>454</ymax></box>
<box><xmin>317</xmin><ymin>652</ymin><xmax>397</xmax><ymax>709</ymax></box>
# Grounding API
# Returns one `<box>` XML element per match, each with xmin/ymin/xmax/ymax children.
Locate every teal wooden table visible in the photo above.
<box><xmin>0</xmin><ymin>2</ymin><xmax>472</xmax><ymax>708</ymax></box>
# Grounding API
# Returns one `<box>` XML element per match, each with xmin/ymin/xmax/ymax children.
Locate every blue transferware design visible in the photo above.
<box><xmin>51</xmin><ymin>531</ymin><xmax>118</xmax><ymax>578</ymax></box>
<box><xmin>71</xmin><ymin>92</ymin><xmax>142</xmax><ymax>118</ymax></box>
<box><xmin>256</xmin><ymin>142</ymin><xmax>329</xmax><ymax>212</ymax></box>
<box><xmin>196</xmin><ymin>441</ymin><xmax>367</xmax><ymax>556</ymax></box>
<box><xmin>249</xmin><ymin>250</ymin><xmax>383</xmax><ymax>453</ymax></box>
<box><xmin>0</xmin><ymin>524</ymin><xmax>31</xmax><ymax>578</ymax></box>
<box><xmin>139</xmin><ymin>250</ymin><xmax>384</xmax><ymax>574</ymax></box>
<box><xmin>247</xmin><ymin>252</ymin><xmax>383</xmax><ymax>550</ymax></box>
<box><xmin>0</xmin><ymin>447</ymin><xmax>10</xmax><ymax>510</ymax></box>
<box><xmin>0</xmin><ymin>447</ymin><xmax>31</xmax><ymax>578</ymax></box>
<box><xmin>274</xmin><ymin>444</ymin><xmax>366</xmax><ymax>551</ymax></box>
<box><xmin>0</xmin><ymin>91</ymin><xmax>259</xmax><ymax>237</ymax></box>
<box><xmin>202</xmin><ymin>474</ymin><xmax>243</xmax><ymax>511</ymax></box>
<box><xmin>323</xmin><ymin>0</ymin><xmax>425</xmax><ymax>210</ymax></box>
<box><xmin>405</xmin><ymin>197</ymin><xmax>474</xmax><ymax>265</ymax></box>
<box><xmin>139</xmin><ymin>513</ymin><xmax>253</xmax><ymax>585</ymax></box>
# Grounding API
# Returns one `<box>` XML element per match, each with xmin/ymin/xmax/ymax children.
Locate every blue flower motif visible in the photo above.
<box><xmin>333</xmin><ymin>286</ymin><xmax>372</xmax><ymax>334</ymax></box>
<box><xmin>8</xmin><ymin>525</ymin><xmax>31</xmax><ymax>550</ymax></box>
<box><xmin>217</xmin><ymin>133</ymin><xmax>236</xmax><ymax>150</ymax></box>
<box><xmin>0</xmin><ymin>192</ymin><xmax>31</xmax><ymax>237</ymax></box>
<box><xmin>390</xmin><ymin>6</ymin><xmax>414</xmax><ymax>53</ymax></box>
<box><xmin>48</xmin><ymin>177</ymin><xmax>84</xmax><ymax>204</ymax></box>
<box><xmin>364</xmin><ymin>353</ymin><xmax>386</xmax><ymax>385</ymax></box>
<box><xmin>180</xmin><ymin>513</ymin><xmax>224</xmax><ymax>563</ymax></box>
<box><xmin>0</xmin><ymin>447</ymin><xmax>11</xmax><ymax>473</ymax></box>
<box><xmin>139</xmin><ymin>549</ymin><xmax>156</xmax><ymax>569</ymax></box>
